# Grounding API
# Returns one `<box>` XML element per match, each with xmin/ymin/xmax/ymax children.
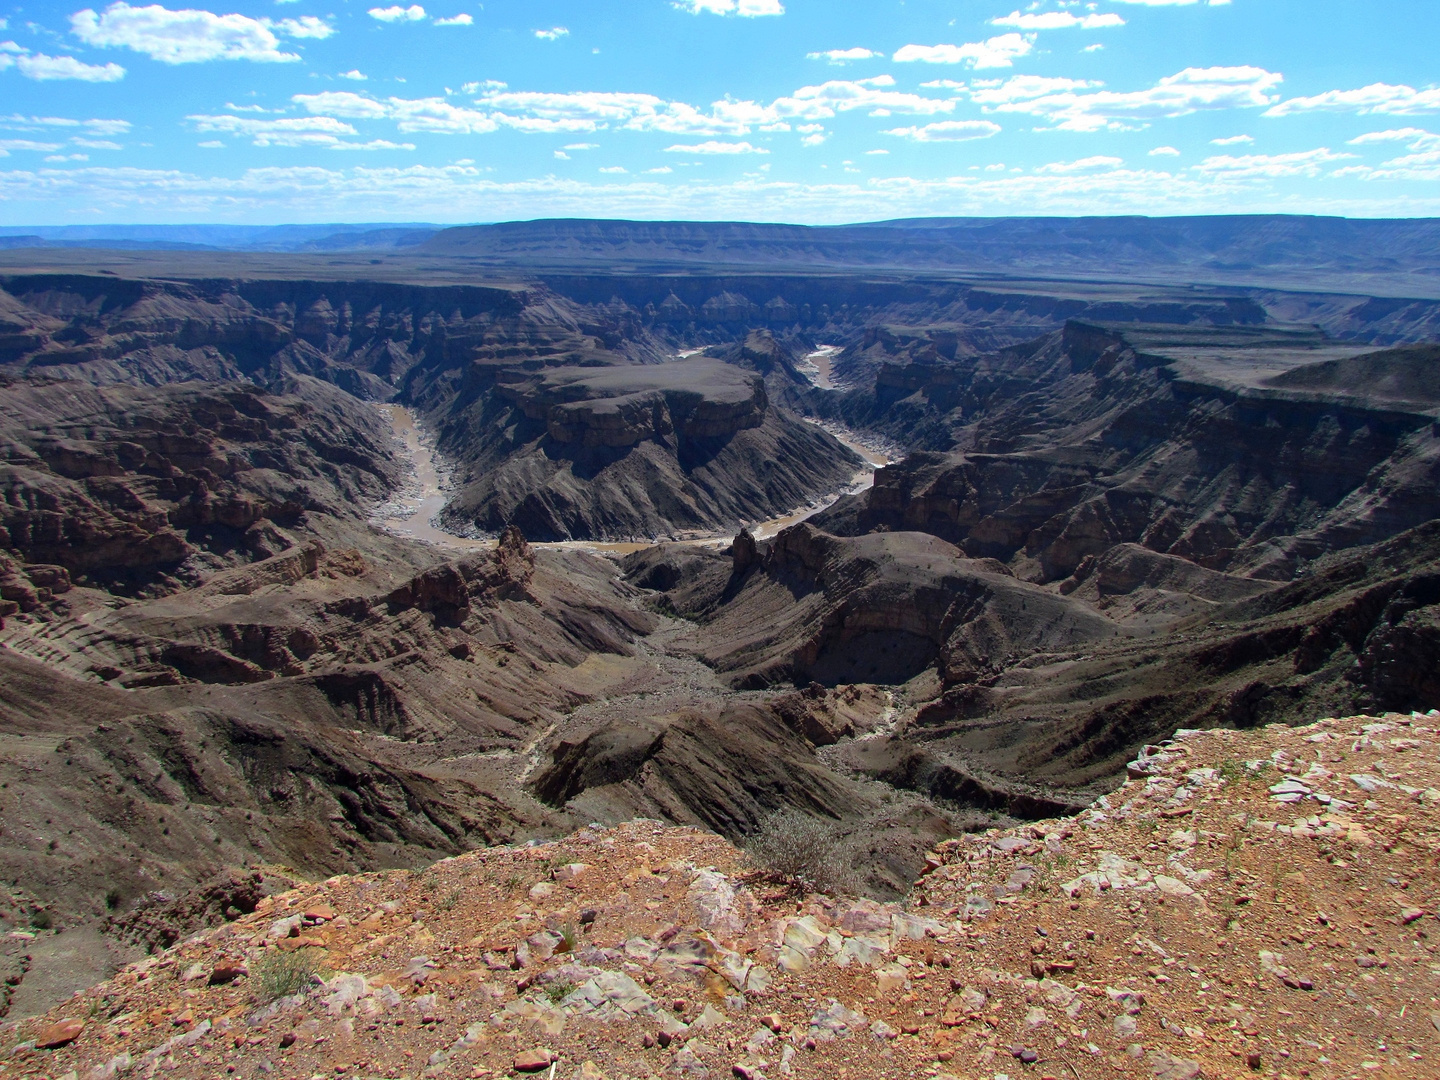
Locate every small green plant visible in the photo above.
<box><xmin>438</xmin><ymin>888</ymin><xmax>462</xmax><ymax>911</ymax></box>
<box><xmin>254</xmin><ymin>948</ymin><xmax>320</xmax><ymax>1003</ymax></box>
<box><xmin>557</xmin><ymin>923</ymin><xmax>580</xmax><ymax>954</ymax></box>
<box><xmin>104</xmin><ymin>888</ymin><xmax>123</xmax><ymax>912</ymax></box>
<box><xmin>1218</xmin><ymin>758</ymin><xmax>1245</xmax><ymax>785</ymax></box>
<box><xmin>544</xmin><ymin>980</ymin><xmax>575</xmax><ymax>1005</ymax></box>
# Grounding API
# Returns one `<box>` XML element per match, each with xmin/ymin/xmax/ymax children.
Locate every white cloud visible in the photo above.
<box><xmin>434</xmin><ymin>13</ymin><xmax>472</xmax><ymax>26</ymax></box>
<box><xmin>71</xmin><ymin>2</ymin><xmax>330</xmax><ymax>64</ymax></box>
<box><xmin>865</xmin><ymin>148</ymin><xmax>888</xmax><ymax>155</ymax></box>
<box><xmin>197</xmin><ymin>139</ymin><xmax>223</xmax><ymax>147</ymax></box>
<box><xmin>274</xmin><ymin>16</ymin><xmax>332</xmax><ymax>39</ymax></box>
<box><xmin>0</xmin><ymin>114</ymin><xmax>131</xmax><ymax>135</ymax></box>
<box><xmin>991</xmin><ymin>11</ymin><xmax>1124</xmax><ymax>30</ymax></box>
<box><xmin>1194</xmin><ymin>147</ymin><xmax>1354</xmax><ymax>178</ymax></box>
<box><xmin>773</xmin><ymin>76</ymin><xmax>956</xmax><ymax>120</ymax></box>
<box><xmin>339</xmin><ymin>69</ymin><xmax>367</xmax><ymax>80</ymax></box>
<box><xmin>0</xmin><ymin>139</ymin><xmax>64</xmax><ymax>155</ymax></box>
<box><xmin>10</xmin><ymin>156</ymin><xmax>1440</xmax><ymax>224</ymax></box>
<box><xmin>1082</xmin><ymin>43</ymin><xmax>1104</xmax><ymax>52</ymax></box>
<box><xmin>552</xmin><ymin>150</ymin><xmax>569</xmax><ymax>159</ymax></box>
<box><xmin>295</xmin><ymin>92</ymin><xmax>499</xmax><ymax>134</ymax></box>
<box><xmin>368</xmin><ymin>5</ymin><xmax>426</xmax><ymax>23</ymax></box>
<box><xmin>1149</xmin><ymin>145</ymin><xmax>1180</xmax><ymax>155</ymax></box>
<box><xmin>893</xmin><ymin>34</ymin><xmax>1034</xmax><ymax>70</ymax></box>
<box><xmin>1037</xmin><ymin>155</ymin><xmax>1123</xmax><ymax>173</ymax></box>
<box><xmin>533</xmin><ymin>27</ymin><xmax>568</xmax><ymax>40</ymax></box>
<box><xmin>807</xmin><ymin>48</ymin><xmax>879</xmax><ymax>64</ymax></box>
<box><xmin>919</xmin><ymin>80</ymin><xmax>966</xmax><ymax>91</ymax></box>
<box><xmin>968</xmin><ymin>75</ymin><xmax>1101</xmax><ymax>104</ymax></box>
<box><xmin>664</xmin><ymin>140</ymin><xmax>767</xmax><ymax>153</ymax></box>
<box><xmin>598</xmin><ymin>165</ymin><xmax>627</xmax><ymax>173</ymax></box>
<box><xmin>644</xmin><ymin>166</ymin><xmax>673</xmax><ymax>173</ymax></box>
<box><xmin>72</xmin><ymin>137</ymin><xmax>123</xmax><ymax>149</ymax></box>
<box><xmin>800</xmin><ymin>132</ymin><xmax>826</xmax><ymax>146</ymax></box>
<box><xmin>986</xmin><ymin>65</ymin><xmax>1283</xmax><ymax>131</ymax></box>
<box><xmin>293</xmin><ymin>77</ymin><xmax>957</xmax><ymax>144</ymax></box>
<box><xmin>564</xmin><ymin>142</ymin><xmax>598</xmax><ymax>150</ymax></box>
<box><xmin>884</xmin><ymin>119</ymin><xmax>1001</xmax><ymax>142</ymax></box>
<box><xmin>1210</xmin><ymin>134</ymin><xmax>1252</xmax><ymax>145</ymax></box>
<box><xmin>1265</xmin><ymin>83</ymin><xmax>1440</xmax><ymax>118</ymax></box>
<box><xmin>673</xmin><ymin>0</ymin><xmax>784</xmax><ymax>16</ymax></box>
<box><xmin>1110</xmin><ymin>0</ymin><xmax>1229</xmax><ymax>4</ymax></box>
<box><xmin>1348</xmin><ymin>127</ymin><xmax>1440</xmax><ymax>151</ymax></box>
<box><xmin>4</xmin><ymin>50</ymin><xmax>127</xmax><ymax>81</ymax></box>
<box><xmin>189</xmin><ymin>113</ymin><xmax>415</xmax><ymax>149</ymax></box>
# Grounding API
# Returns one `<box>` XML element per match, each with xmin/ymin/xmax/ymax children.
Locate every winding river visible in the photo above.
<box><xmin>370</xmin><ymin>403</ymin><xmax>891</xmax><ymax>555</ymax></box>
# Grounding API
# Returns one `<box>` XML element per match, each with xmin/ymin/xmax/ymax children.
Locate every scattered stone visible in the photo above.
<box><xmin>514</xmin><ymin>1048</ymin><xmax>556</xmax><ymax>1072</ymax></box>
<box><xmin>34</xmin><ymin>1017</ymin><xmax>84</xmax><ymax>1048</ymax></box>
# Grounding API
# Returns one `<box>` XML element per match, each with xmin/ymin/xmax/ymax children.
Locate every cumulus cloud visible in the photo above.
<box><xmin>884</xmin><ymin>119</ymin><xmax>1001</xmax><ymax>142</ymax></box>
<box><xmin>663</xmin><ymin>140</ymin><xmax>767</xmax><ymax>153</ymax></box>
<box><xmin>0</xmin><ymin>114</ymin><xmax>131</xmax><ymax>136</ymax></box>
<box><xmin>1210</xmin><ymin>134</ymin><xmax>1252</xmax><ymax>145</ymax></box>
<box><xmin>991</xmin><ymin>11</ymin><xmax>1124</xmax><ymax>30</ymax></box>
<box><xmin>2</xmin><ymin>50</ymin><xmax>127</xmax><ymax>81</ymax></box>
<box><xmin>968</xmin><ymin>75</ymin><xmax>1102</xmax><ymax>104</ymax></box>
<box><xmin>72</xmin><ymin>2</ymin><xmax>331</xmax><ymax>64</ymax></box>
<box><xmin>1037</xmin><ymin>155</ymin><xmax>1123</xmax><ymax>173</ymax></box>
<box><xmin>434</xmin><ymin>13</ymin><xmax>472</xmax><ymax>26</ymax></box>
<box><xmin>984</xmin><ymin>65</ymin><xmax>1282</xmax><ymax>131</ymax></box>
<box><xmin>1348</xmin><ymin>127</ymin><xmax>1440</xmax><ymax>150</ymax></box>
<box><xmin>534</xmin><ymin>27</ymin><xmax>568</xmax><ymax>40</ymax></box>
<box><xmin>674</xmin><ymin>0</ymin><xmax>784</xmax><ymax>16</ymax></box>
<box><xmin>1149</xmin><ymin>145</ymin><xmax>1181</xmax><ymax>155</ymax></box>
<box><xmin>598</xmin><ymin>165</ymin><xmax>627</xmax><ymax>173</ymax></box>
<box><xmin>294</xmin><ymin>92</ymin><xmax>499</xmax><ymax>134</ymax></box>
<box><xmin>1110</xmin><ymin>0</ymin><xmax>1228</xmax><ymax>4</ymax></box>
<box><xmin>1265</xmin><ymin>83</ymin><xmax>1440</xmax><ymax>118</ymax></box>
<box><xmin>893</xmin><ymin>34</ymin><xmax>1033</xmax><ymax>69</ymax></box>
<box><xmin>290</xmin><ymin>76</ymin><xmax>959</xmax><ymax>145</ymax></box>
<box><xmin>1193</xmin><ymin>147</ymin><xmax>1353</xmax><ymax>177</ymax></box>
<box><xmin>807</xmin><ymin>48</ymin><xmax>879</xmax><ymax>64</ymax></box>
<box><xmin>339</xmin><ymin>69</ymin><xmax>367</xmax><ymax>80</ymax></box>
<box><xmin>0</xmin><ymin>139</ymin><xmax>65</xmax><ymax>155</ymax></box>
<box><xmin>188</xmin><ymin>113</ymin><xmax>415</xmax><ymax>149</ymax></box>
<box><xmin>368</xmin><ymin>6</ymin><xmax>426</xmax><ymax>23</ymax></box>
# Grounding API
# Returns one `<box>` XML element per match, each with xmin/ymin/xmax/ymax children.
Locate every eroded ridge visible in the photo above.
<box><xmin>5</xmin><ymin>711</ymin><xmax>1437</xmax><ymax>1080</ymax></box>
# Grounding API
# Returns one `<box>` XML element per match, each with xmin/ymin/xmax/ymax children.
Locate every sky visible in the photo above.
<box><xmin>0</xmin><ymin>0</ymin><xmax>1438</xmax><ymax>224</ymax></box>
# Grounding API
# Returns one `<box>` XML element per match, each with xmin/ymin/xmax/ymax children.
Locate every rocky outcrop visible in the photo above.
<box><xmin>833</xmin><ymin>322</ymin><xmax>1440</xmax><ymax>583</ymax></box>
<box><xmin>0</xmin><ymin>375</ymin><xmax>401</xmax><ymax>588</ymax></box>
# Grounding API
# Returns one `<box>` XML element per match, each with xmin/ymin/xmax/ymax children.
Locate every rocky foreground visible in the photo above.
<box><xmin>4</xmin><ymin>712</ymin><xmax>1437</xmax><ymax>1080</ymax></box>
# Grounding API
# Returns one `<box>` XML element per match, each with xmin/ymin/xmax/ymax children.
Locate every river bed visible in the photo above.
<box><xmin>370</xmin><ymin>404</ymin><xmax>891</xmax><ymax>555</ymax></box>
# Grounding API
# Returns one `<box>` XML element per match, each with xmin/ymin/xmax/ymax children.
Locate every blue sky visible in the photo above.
<box><xmin>1</xmin><ymin>0</ymin><xmax>1438</xmax><ymax>223</ymax></box>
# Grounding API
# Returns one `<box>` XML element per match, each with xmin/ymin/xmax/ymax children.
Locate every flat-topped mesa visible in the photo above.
<box><xmin>494</xmin><ymin>357</ymin><xmax>768</xmax><ymax>449</ymax></box>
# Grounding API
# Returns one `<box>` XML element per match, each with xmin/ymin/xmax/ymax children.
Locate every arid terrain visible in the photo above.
<box><xmin>0</xmin><ymin>218</ymin><xmax>1437</xmax><ymax>1079</ymax></box>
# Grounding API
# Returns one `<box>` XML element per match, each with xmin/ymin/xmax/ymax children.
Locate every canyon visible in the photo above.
<box><xmin>0</xmin><ymin>218</ymin><xmax>1437</xmax><ymax>1038</ymax></box>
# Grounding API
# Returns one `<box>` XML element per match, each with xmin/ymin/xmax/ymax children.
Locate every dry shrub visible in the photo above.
<box><xmin>254</xmin><ymin>948</ymin><xmax>320</xmax><ymax>1003</ymax></box>
<box><xmin>744</xmin><ymin>809</ymin><xmax>859</xmax><ymax>896</ymax></box>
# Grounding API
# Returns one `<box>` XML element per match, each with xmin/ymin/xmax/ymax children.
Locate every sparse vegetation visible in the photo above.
<box><xmin>558</xmin><ymin>922</ymin><xmax>580</xmax><ymax>953</ymax></box>
<box><xmin>544</xmin><ymin>979</ymin><xmax>575</xmax><ymax>1005</ymax></box>
<box><xmin>254</xmin><ymin>948</ymin><xmax>320</xmax><ymax>1003</ymax></box>
<box><xmin>743</xmin><ymin>809</ymin><xmax>859</xmax><ymax>896</ymax></box>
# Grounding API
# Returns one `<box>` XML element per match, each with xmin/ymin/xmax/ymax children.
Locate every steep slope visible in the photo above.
<box><xmin>6</xmin><ymin>713</ymin><xmax>1437</xmax><ymax>1080</ymax></box>
<box><xmin>820</xmin><ymin>322</ymin><xmax>1440</xmax><ymax>582</ymax></box>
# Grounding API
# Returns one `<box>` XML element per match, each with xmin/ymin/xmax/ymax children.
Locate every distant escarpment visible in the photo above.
<box><xmin>427</xmin><ymin>355</ymin><xmax>861</xmax><ymax>541</ymax></box>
